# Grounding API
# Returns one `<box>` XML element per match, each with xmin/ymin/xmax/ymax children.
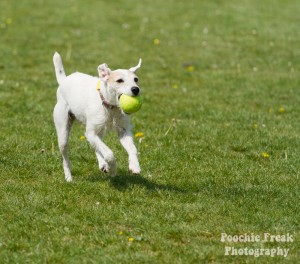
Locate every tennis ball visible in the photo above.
<box><xmin>119</xmin><ymin>94</ymin><xmax>142</xmax><ymax>114</ymax></box>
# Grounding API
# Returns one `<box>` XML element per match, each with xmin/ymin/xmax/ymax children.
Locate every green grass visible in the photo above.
<box><xmin>0</xmin><ymin>0</ymin><xmax>300</xmax><ymax>263</ymax></box>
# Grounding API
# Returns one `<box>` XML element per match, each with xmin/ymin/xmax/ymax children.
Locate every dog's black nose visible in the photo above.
<box><xmin>131</xmin><ymin>86</ymin><xmax>140</xmax><ymax>96</ymax></box>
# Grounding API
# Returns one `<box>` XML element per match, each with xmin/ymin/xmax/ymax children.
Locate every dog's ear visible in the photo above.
<box><xmin>98</xmin><ymin>63</ymin><xmax>111</xmax><ymax>81</ymax></box>
<box><xmin>129</xmin><ymin>58</ymin><xmax>142</xmax><ymax>73</ymax></box>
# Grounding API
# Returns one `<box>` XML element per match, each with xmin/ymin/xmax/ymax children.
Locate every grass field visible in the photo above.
<box><xmin>0</xmin><ymin>0</ymin><xmax>299</xmax><ymax>263</ymax></box>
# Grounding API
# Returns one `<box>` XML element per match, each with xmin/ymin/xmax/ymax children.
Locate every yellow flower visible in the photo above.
<box><xmin>135</xmin><ymin>132</ymin><xmax>144</xmax><ymax>138</ymax></box>
<box><xmin>128</xmin><ymin>237</ymin><xmax>134</xmax><ymax>242</ymax></box>
<box><xmin>278</xmin><ymin>106</ymin><xmax>285</xmax><ymax>113</ymax></box>
<box><xmin>261</xmin><ymin>152</ymin><xmax>270</xmax><ymax>158</ymax></box>
<box><xmin>253</xmin><ymin>123</ymin><xmax>258</xmax><ymax>128</ymax></box>
<box><xmin>153</xmin><ymin>38</ymin><xmax>160</xmax><ymax>45</ymax></box>
<box><xmin>186</xmin><ymin>65</ymin><xmax>195</xmax><ymax>72</ymax></box>
<box><xmin>5</xmin><ymin>18</ymin><xmax>12</xmax><ymax>25</ymax></box>
<box><xmin>118</xmin><ymin>231</ymin><xmax>123</xmax><ymax>235</ymax></box>
<box><xmin>80</xmin><ymin>135</ymin><xmax>85</xmax><ymax>141</ymax></box>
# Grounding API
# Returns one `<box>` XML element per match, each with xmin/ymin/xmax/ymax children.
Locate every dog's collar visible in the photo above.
<box><xmin>96</xmin><ymin>80</ymin><xmax>118</xmax><ymax>110</ymax></box>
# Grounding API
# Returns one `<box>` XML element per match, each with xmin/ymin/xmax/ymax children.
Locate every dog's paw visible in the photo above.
<box><xmin>65</xmin><ymin>176</ymin><xmax>72</xmax><ymax>182</ymax></box>
<box><xmin>100</xmin><ymin>164</ymin><xmax>109</xmax><ymax>173</ymax></box>
<box><xmin>129</xmin><ymin>166</ymin><xmax>141</xmax><ymax>175</ymax></box>
<box><xmin>129</xmin><ymin>161</ymin><xmax>140</xmax><ymax>175</ymax></box>
<box><xmin>130</xmin><ymin>169</ymin><xmax>141</xmax><ymax>175</ymax></box>
<box><xmin>100</xmin><ymin>164</ymin><xmax>116</xmax><ymax>177</ymax></box>
<box><xmin>64</xmin><ymin>171</ymin><xmax>73</xmax><ymax>182</ymax></box>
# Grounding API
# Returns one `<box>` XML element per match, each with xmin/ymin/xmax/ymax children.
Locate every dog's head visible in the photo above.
<box><xmin>98</xmin><ymin>59</ymin><xmax>142</xmax><ymax>104</ymax></box>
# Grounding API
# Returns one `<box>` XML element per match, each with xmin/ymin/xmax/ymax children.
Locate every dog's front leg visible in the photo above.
<box><xmin>93</xmin><ymin>131</ymin><xmax>110</xmax><ymax>173</ymax></box>
<box><xmin>85</xmin><ymin>130</ymin><xmax>117</xmax><ymax>176</ymax></box>
<box><xmin>119</xmin><ymin>129</ymin><xmax>141</xmax><ymax>174</ymax></box>
<box><xmin>95</xmin><ymin>151</ymin><xmax>110</xmax><ymax>173</ymax></box>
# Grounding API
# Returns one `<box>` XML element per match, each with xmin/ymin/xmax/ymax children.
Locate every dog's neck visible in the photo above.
<box><xmin>97</xmin><ymin>80</ymin><xmax>118</xmax><ymax>109</ymax></box>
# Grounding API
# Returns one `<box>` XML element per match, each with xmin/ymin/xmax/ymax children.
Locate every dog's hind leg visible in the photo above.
<box><xmin>53</xmin><ymin>100</ymin><xmax>74</xmax><ymax>182</ymax></box>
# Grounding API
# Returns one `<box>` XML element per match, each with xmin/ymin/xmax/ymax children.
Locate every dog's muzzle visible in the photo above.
<box><xmin>131</xmin><ymin>86</ymin><xmax>140</xmax><ymax>96</ymax></box>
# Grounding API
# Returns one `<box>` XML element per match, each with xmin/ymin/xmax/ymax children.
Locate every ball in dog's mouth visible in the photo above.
<box><xmin>119</xmin><ymin>94</ymin><xmax>142</xmax><ymax>114</ymax></box>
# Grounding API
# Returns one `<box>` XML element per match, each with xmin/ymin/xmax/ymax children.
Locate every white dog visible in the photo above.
<box><xmin>53</xmin><ymin>52</ymin><xmax>142</xmax><ymax>181</ymax></box>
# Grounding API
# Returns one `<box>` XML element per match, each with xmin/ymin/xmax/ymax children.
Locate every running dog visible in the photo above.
<box><xmin>53</xmin><ymin>52</ymin><xmax>142</xmax><ymax>181</ymax></box>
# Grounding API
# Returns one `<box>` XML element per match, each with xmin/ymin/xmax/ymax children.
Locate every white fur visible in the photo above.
<box><xmin>52</xmin><ymin>52</ymin><xmax>142</xmax><ymax>181</ymax></box>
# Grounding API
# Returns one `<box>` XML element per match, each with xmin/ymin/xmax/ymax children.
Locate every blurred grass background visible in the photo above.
<box><xmin>0</xmin><ymin>0</ymin><xmax>299</xmax><ymax>263</ymax></box>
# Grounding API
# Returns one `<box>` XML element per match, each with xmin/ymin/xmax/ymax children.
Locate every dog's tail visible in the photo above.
<box><xmin>53</xmin><ymin>52</ymin><xmax>66</xmax><ymax>85</ymax></box>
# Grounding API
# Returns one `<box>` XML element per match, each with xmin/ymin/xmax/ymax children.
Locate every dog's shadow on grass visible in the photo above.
<box><xmin>87</xmin><ymin>171</ymin><xmax>186</xmax><ymax>193</ymax></box>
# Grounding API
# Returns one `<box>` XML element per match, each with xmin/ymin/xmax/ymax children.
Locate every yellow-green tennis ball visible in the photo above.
<box><xmin>119</xmin><ymin>94</ymin><xmax>142</xmax><ymax>114</ymax></box>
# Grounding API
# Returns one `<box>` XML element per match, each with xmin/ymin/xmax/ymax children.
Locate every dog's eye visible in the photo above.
<box><xmin>116</xmin><ymin>79</ymin><xmax>124</xmax><ymax>83</ymax></box>
<box><xmin>134</xmin><ymin>77</ymin><xmax>139</xmax><ymax>83</ymax></box>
